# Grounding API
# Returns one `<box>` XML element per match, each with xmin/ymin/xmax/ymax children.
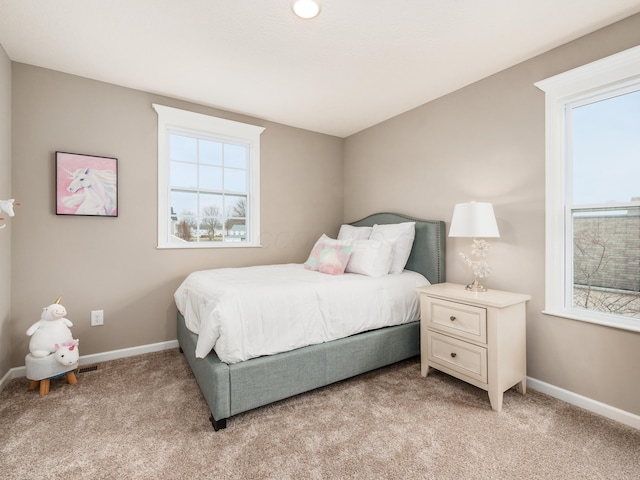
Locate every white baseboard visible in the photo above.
<box><xmin>75</xmin><ymin>339</ymin><xmax>179</xmax><ymax>366</ymax></box>
<box><xmin>0</xmin><ymin>340</ymin><xmax>179</xmax><ymax>391</ymax></box>
<box><xmin>527</xmin><ymin>376</ymin><xmax>640</xmax><ymax>430</ymax></box>
<box><xmin>0</xmin><ymin>367</ymin><xmax>14</xmax><ymax>393</ymax></box>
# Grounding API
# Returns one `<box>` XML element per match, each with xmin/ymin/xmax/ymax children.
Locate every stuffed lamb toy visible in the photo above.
<box><xmin>26</xmin><ymin>297</ymin><xmax>74</xmax><ymax>358</ymax></box>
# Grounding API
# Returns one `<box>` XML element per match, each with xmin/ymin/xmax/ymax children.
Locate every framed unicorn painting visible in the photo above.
<box><xmin>55</xmin><ymin>152</ymin><xmax>118</xmax><ymax>217</ymax></box>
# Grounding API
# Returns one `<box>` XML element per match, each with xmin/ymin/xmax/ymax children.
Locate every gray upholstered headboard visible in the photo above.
<box><xmin>350</xmin><ymin>212</ymin><xmax>446</xmax><ymax>285</ymax></box>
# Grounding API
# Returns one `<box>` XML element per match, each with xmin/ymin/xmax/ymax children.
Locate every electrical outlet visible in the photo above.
<box><xmin>90</xmin><ymin>309</ymin><xmax>104</xmax><ymax>326</ymax></box>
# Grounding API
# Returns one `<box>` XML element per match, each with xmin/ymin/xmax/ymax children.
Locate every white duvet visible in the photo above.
<box><xmin>174</xmin><ymin>264</ymin><xmax>429</xmax><ymax>363</ymax></box>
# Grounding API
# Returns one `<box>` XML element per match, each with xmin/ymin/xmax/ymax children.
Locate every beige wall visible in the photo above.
<box><xmin>0</xmin><ymin>45</ymin><xmax>11</xmax><ymax>379</ymax></box>
<box><xmin>10</xmin><ymin>64</ymin><xmax>343</xmax><ymax>366</ymax></box>
<box><xmin>344</xmin><ymin>14</ymin><xmax>640</xmax><ymax>415</ymax></box>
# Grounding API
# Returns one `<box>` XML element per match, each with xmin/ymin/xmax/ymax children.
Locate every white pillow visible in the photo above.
<box><xmin>337</xmin><ymin>224</ymin><xmax>372</xmax><ymax>241</ymax></box>
<box><xmin>345</xmin><ymin>239</ymin><xmax>394</xmax><ymax>277</ymax></box>
<box><xmin>370</xmin><ymin>222</ymin><xmax>416</xmax><ymax>274</ymax></box>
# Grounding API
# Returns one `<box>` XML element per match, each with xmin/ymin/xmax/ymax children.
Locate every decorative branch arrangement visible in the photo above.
<box><xmin>0</xmin><ymin>198</ymin><xmax>19</xmax><ymax>229</ymax></box>
<box><xmin>459</xmin><ymin>238</ymin><xmax>493</xmax><ymax>287</ymax></box>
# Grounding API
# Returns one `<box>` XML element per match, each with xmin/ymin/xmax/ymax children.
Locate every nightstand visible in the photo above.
<box><xmin>418</xmin><ymin>282</ymin><xmax>531</xmax><ymax>411</ymax></box>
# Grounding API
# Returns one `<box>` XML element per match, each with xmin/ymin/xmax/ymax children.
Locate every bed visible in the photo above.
<box><xmin>176</xmin><ymin>212</ymin><xmax>446</xmax><ymax>430</ymax></box>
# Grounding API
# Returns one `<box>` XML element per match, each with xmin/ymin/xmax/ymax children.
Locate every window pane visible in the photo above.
<box><xmin>174</xmin><ymin>214</ymin><xmax>196</xmax><ymax>242</ymax></box>
<box><xmin>200</xmin><ymin>193</ymin><xmax>223</xmax><ymax>215</ymax></box>
<box><xmin>170</xmin><ymin>190</ymin><xmax>198</xmax><ymax>216</ymax></box>
<box><xmin>170</xmin><ymin>134</ymin><xmax>197</xmax><ymax>162</ymax></box>
<box><xmin>200</xmin><ymin>140</ymin><xmax>223</xmax><ymax>166</ymax></box>
<box><xmin>171</xmin><ymin>161</ymin><xmax>197</xmax><ymax>188</ymax></box>
<box><xmin>199</xmin><ymin>215</ymin><xmax>221</xmax><ymax>241</ymax></box>
<box><xmin>224</xmin><ymin>168</ymin><xmax>246</xmax><ymax>192</ymax></box>
<box><xmin>572</xmin><ymin>206</ymin><xmax>640</xmax><ymax>318</ymax></box>
<box><xmin>224</xmin><ymin>218</ymin><xmax>246</xmax><ymax>242</ymax></box>
<box><xmin>225</xmin><ymin>195</ymin><xmax>247</xmax><ymax>218</ymax></box>
<box><xmin>224</xmin><ymin>143</ymin><xmax>247</xmax><ymax>169</ymax></box>
<box><xmin>199</xmin><ymin>165</ymin><xmax>222</xmax><ymax>191</ymax></box>
<box><xmin>572</xmin><ymin>90</ymin><xmax>640</xmax><ymax>205</ymax></box>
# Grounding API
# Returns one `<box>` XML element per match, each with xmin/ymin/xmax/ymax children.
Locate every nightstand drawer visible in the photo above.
<box><xmin>426</xmin><ymin>331</ymin><xmax>487</xmax><ymax>383</ymax></box>
<box><xmin>425</xmin><ymin>298</ymin><xmax>487</xmax><ymax>343</ymax></box>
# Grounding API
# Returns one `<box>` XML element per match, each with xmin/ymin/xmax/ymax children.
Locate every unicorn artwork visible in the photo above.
<box><xmin>60</xmin><ymin>167</ymin><xmax>117</xmax><ymax>216</ymax></box>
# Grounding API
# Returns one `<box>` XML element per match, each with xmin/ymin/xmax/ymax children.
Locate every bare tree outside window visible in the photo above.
<box><xmin>176</xmin><ymin>211</ymin><xmax>196</xmax><ymax>241</ymax></box>
<box><xmin>224</xmin><ymin>198</ymin><xmax>246</xmax><ymax>235</ymax></box>
<box><xmin>201</xmin><ymin>206</ymin><xmax>221</xmax><ymax>240</ymax></box>
<box><xmin>573</xmin><ymin>211</ymin><xmax>640</xmax><ymax>318</ymax></box>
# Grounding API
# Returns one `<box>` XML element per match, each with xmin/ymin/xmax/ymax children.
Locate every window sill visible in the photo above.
<box><xmin>542</xmin><ymin>308</ymin><xmax>640</xmax><ymax>333</ymax></box>
<box><xmin>157</xmin><ymin>243</ymin><xmax>262</xmax><ymax>250</ymax></box>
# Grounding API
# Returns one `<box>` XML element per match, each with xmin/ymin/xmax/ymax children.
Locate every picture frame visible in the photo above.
<box><xmin>55</xmin><ymin>151</ymin><xmax>118</xmax><ymax>217</ymax></box>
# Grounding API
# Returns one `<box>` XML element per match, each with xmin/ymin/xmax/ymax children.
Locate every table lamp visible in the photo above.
<box><xmin>449</xmin><ymin>202</ymin><xmax>500</xmax><ymax>292</ymax></box>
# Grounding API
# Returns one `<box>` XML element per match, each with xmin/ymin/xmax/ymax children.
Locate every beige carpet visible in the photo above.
<box><xmin>1</xmin><ymin>349</ymin><xmax>638</xmax><ymax>480</ymax></box>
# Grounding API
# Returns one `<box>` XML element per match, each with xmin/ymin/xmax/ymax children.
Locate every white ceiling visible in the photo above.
<box><xmin>1</xmin><ymin>0</ymin><xmax>640</xmax><ymax>137</ymax></box>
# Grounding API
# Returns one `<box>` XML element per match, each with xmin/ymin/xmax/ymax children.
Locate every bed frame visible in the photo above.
<box><xmin>177</xmin><ymin>212</ymin><xmax>446</xmax><ymax>430</ymax></box>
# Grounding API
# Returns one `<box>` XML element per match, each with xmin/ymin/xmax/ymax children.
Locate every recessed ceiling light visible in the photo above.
<box><xmin>292</xmin><ymin>0</ymin><xmax>321</xmax><ymax>19</ymax></box>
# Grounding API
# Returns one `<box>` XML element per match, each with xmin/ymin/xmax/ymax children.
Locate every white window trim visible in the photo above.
<box><xmin>153</xmin><ymin>104</ymin><xmax>265</xmax><ymax>249</ymax></box>
<box><xmin>535</xmin><ymin>45</ymin><xmax>640</xmax><ymax>332</ymax></box>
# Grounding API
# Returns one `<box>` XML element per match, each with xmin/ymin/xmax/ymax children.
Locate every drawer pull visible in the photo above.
<box><xmin>450</xmin><ymin>352</ymin><xmax>457</xmax><ymax>358</ymax></box>
<box><xmin>450</xmin><ymin>316</ymin><xmax>456</xmax><ymax>321</ymax></box>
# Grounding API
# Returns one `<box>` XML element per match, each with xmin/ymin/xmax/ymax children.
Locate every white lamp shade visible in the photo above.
<box><xmin>448</xmin><ymin>202</ymin><xmax>500</xmax><ymax>238</ymax></box>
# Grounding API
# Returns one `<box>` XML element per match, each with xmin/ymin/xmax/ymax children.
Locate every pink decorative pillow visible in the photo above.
<box><xmin>304</xmin><ymin>235</ymin><xmax>352</xmax><ymax>275</ymax></box>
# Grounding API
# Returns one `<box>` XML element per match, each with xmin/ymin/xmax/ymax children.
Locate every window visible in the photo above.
<box><xmin>536</xmin><ymin>45</ymin><xmax>640</xmax><ymax>332</ymax></box>
<box><xmin>153</xmin><ymin>104</ymin><xmax>265</xmax><ymax>248</ymax></box>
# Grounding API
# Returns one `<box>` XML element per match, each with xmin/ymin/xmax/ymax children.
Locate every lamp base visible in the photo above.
<box><xmin>465</xmin><ymin>280</ymin><xmax>487</xmax><ymax>292</ymax></box>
